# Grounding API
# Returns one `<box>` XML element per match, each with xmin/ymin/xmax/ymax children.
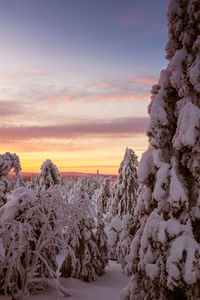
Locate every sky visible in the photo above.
<box><xmin>0</xmin><ymin>0</ymin><xmax>169</xmax><ymax>175</ymax></box>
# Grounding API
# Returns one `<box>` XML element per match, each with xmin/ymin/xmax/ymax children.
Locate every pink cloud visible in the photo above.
<box><xmin>0</xmin><ymin>116</ymin><xmax>149</xmax><ymax>141</ymax></box>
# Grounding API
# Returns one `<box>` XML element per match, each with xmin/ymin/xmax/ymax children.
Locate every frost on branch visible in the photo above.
<box><xmin>122</xmin><ymin>0</ymin><xmax>200</xmax><ymax>299</ymax></box>
<box><xmin>40</xmin><ymin>159</ymin><xmax>61</xmax><ymax>190</ymax></box>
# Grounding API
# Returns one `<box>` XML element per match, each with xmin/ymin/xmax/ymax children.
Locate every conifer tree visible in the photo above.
<box><xmin>0</xmin><ymin>152</ymin><xmax>22</xmax><ymax>207</ymax></box>
<box><xmin>121</xmin><ymin>1</ymin><xmax>200</xmax><ymax>299</ymax></box>
<box><xmin>111</xmin><ymin>148</ymin><xmax>138</xmax><ymax>218</ymax></box>
<box><xmin>60</xmin><ymin>195</ymin><xmax>108</xmax><ymax>281</ymax></box>
<box><xmin>97</xmin><ymin>177</ymin><xmax>111</xmax><ymax>214</ymax></box>
<box><xmin>40</xmin><ymin>159</ymin><xmax>61</xmax><ymax>190</ymax></box>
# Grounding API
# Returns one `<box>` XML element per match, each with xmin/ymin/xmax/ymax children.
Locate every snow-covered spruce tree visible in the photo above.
<box><xmin>111</xmin><ymin>148</ymin><xmax>138</xmax><ymax>218</ymax></box>
<box><xmin>0</xmin><ymin>152</ymin><xmax>22</xmax><ymax>207</ymax></box>
<box><xmin>40</xmin><ymin>159</ymin><xmax>61</xmax><ymax>190</ymax></box>
<box><xmin>97</xmin><ymin>177</ymin><xmax>111</xmax><ymax>215</ymax></box>
<box><xmin>106</xmin><ymin>148</ymin><xmax>138</xmax><ymax>260</ymax></box>
<box><xmin>95</xmin><ymin>211</ymin><xmax>109</xmax><ymax>275</ymax></box>
<box><xmin>0</xmin><ymin>187</ymin><xmax>77</xmax><ymax>298</ymax></box>
<box><xmin>121</xmin><ymin>1</ymin><xmax>200</xmax><ymax>299</ymax></box>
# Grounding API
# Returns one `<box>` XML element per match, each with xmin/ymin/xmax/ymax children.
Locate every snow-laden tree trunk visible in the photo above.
<box><xmin>121</xmin><ymin>1</ymin><xmax>200</xmax><ymax>299</ymax></box>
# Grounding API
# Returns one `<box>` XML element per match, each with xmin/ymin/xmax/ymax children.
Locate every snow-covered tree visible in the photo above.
<box><xmin>40</xmin><ymin>159</ymin><xmax>61</xmax><ymax>190</ymax></box>
<box><xmin>0</xmin><ymin>152</ymin><xmax>22</xmax><ymax>207</ymax></box>
<box><xmin>0</xmin><ymin>187</ymin><xmax>76</xmax><ymax>298</ymax></box>
<box><xmin>60</xmin><ymin>194</ymin><xmax>108</xmax><ymax>282</ymax></box>
<box><xmin>121</xmin><ymin>1</ymin><xmax>200</xmax><ymax>299</ymax></box>
<box><xmin>111</xmin><ymin>148</ymin><xmax>138</xmax><ymax>218</ymax></box>
<box><xmin>116</xmin><ymin>214</ymin><xmax>135</xmax><ymax>274</ymax></box>
<box><xmin>105</xmin><ymin>216</ymin><xmax>122</xmax><ymax>260</ymax></box>
<box><xmin>105</xmin><ymin>148</ymin><xmax>138</xmax><ymax>260</ymax></box>
<box><xmin>95</xmin><ymin>212</ymin><xmax>108</xmax><ymax>275</ymax></box>
<box><xmin>97</xmin><ymin>177</ymin><xmax>111</xmax><ymax>214</ymax></box>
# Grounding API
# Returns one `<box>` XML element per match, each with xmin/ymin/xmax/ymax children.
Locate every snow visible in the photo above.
<box><xmin>110</xmin><ymin>217</ymin><xmax>122</xmax><ymax>232</ymax></box>
<box><xmin>153</xmin><ymin>162</ymin><xmax>170</xmax><ymax>203</ymax></box>
<box><xmin>189</xmin><ymin>56</ymin><xmax>200</xmax><ymax>92</ymax></box>
<box><xmin>173</xmin><ymin>102</ymin><xmax>200</xmax><ymax>149</ymax></box>
<box><xmin>169</xmin><ymin>158</ymin><xmax>188</xmax><ymax>211</ymax></box>
<box><xmin>137</xmin><ymin>148</ymin><xmax>155</xmax><ymax>185</ymax></box>
<box><xmin>150</xmin><ymin>91</ymin><xmax>168</xmax><ymax>125</ymax></box>
<box><xmin>0</xmin><ymin>187</ymin><xmax>36</xmax><ymax>222</ymax></box>
<box><xmin>106</xmin><ymin>229</ymin><xmax>117</xmax><ymax>247</ymax></box>
<box><xmin>0</xmin><ymin>261</ymin><xmax>129</xmax><ymax>300</ymax></box>
<box><xmin>169</xmin><ymin>49</ymin><xmax>188</xmax><ymax>90</ymax></box>
<box><xmin>167</xmin><ymin>234</ymin><xmax>200</xmax><ymax>287</ymax></box>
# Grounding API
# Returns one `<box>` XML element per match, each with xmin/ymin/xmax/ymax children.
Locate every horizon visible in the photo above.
<box><xmin>0</xmin><ymin>0</ymin><xmax>168</xmax><ymax>174</ymax></box>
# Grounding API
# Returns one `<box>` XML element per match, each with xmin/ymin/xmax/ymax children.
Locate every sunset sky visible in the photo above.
<box><xmin>0</xmin><ymin>0</ymin><xmax>168</xmax><ymax>175</ymax></box>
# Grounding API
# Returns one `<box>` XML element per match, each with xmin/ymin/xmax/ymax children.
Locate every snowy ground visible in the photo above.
<box><xmin>0</xmin><ymin>261</ymin><xmax>129</xmax><ymax>300</ymax></box>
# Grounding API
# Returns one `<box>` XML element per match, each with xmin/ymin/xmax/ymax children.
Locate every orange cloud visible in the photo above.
<box><xmin>99</xmin><ymin>81</ymin><xmax>115</xmax><ymax>89</ymax></box>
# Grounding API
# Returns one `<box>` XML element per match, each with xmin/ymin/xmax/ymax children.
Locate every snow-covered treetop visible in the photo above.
<box><xmin>119</xmin><ymin>148</ymin><xmax>138</xmax><ymax>172</ymax></box>
<box><xmin>0</xmin><ymin>152</ymin><xmax>21</xmax><ymax>178</ymax></box>
<box><xmin>40</xmin><ymin>159</ymin><xmax>61</xmax><ymax>190</ymax></box>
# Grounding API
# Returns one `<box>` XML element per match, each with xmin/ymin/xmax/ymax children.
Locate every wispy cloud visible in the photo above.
<box><xmin>127</xmin><ymin>76</ymin><xmax>158</xmax><ymax>85</ymax></box>
<box><xmin>42</xmin><ymin>76</ymin><xmax>152</xmax><ymax>104</ymax></box>
<box><xmin>0</xmin><ymin>116</ymin><xmax>149</xmax><ymax>141</ymax></box>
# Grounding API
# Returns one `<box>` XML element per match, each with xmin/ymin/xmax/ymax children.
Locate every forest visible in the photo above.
<box><xmin>0</xmin><ymin>0</ymin><xmax>200</xmax><ymax>299</ymax></box>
